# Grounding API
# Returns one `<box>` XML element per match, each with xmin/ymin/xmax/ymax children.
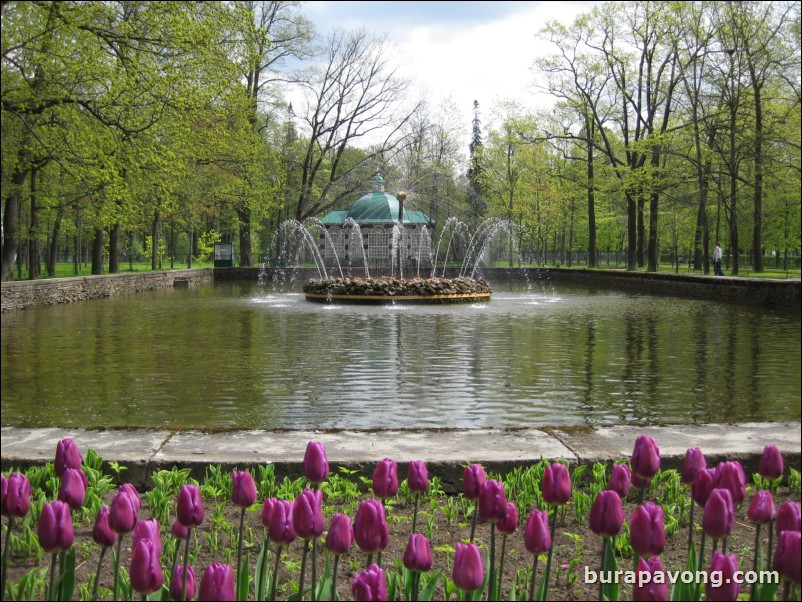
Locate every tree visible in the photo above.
<box><xmin>466</xmin><ymin>100</ymin><xmax>486</xmax><ymax>227</ymax></box>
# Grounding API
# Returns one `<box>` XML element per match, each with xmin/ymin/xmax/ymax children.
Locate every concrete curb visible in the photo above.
<box><xmin>2</xmin><ymin>423</ymin><xmax>800</xmax><ymax>492</ymax></box>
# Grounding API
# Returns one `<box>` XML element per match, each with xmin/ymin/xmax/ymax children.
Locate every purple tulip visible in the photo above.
<box><xmin>631</xmin><ymin>436</ymin><xmax>661</xmax><ymax>480</ymax></box>
<box><xmin>177</xmin><ymin>484</ymin><xmax>204</xmax><ymax>528</ymax></box>
<box><xmin>170</xmin><ymin>565</ymin><xmax>196</xmax><ymax>601</ymax></box>
<box><xmin>632</xmin><ymin>556</ymin><xmax>668</xmax><ymax>601</ymax></box>
<box><xmin>607</xmin><ymin>464</ymin><xmax>631</xmax><ymax>499</ymax></box>
<box><xmin>453</xmin><ymin>541</ymin><xmax>485</xmax><ymax>592</ymax></box>
<box><xmin>713</xmin><ymin>461</ymin><xmax>746</xmax><ymax>505</ymax></box>
<box><xmin>171</xmin><ymin>519</ymin><xmax>189</xmax><ymax>540</ymax></box>
<box><xmin>407</xmin><ymin>460</ymin><xmax>429</xmax><ymax>493</ymax></box>
<box><xmin>747</xmin><ymin>491</ymin><xmax>776</xmax><ymax>525</ymax></box>
<box><xmin>524</xmin><ymin>508</ymin><xmax>552</xmax><ymax>554</ymax></box>
<box><xmin>403</xmin><ymin>533</ymin><xmax>433</xmax><ymax>572</ymax></box>
<box><xmin>133</xmin><ymin>519</ymin><xmax>162</xmax><ymax>553</ymax></box>
<box><xmin>58</xmin><ymin>467</ymin><xmax>87</xmax><ymax>510</ymax></box>
<box><xmin>463</xmin><ymin>464</ymin><xmax>487</xmax><ymax>501</ymax></box>
<box><xmin>199</xmin><ymin>562</ymin><xmax>235</xmax><ymax>601</ymax></box>
<box><xmin>54</xmin><ymin>438</ymin><xmax>83</xmax><ymax>477</ymax></box>
<box><xmin>681</xmin><ymin>447</ymin><xmax>706</xmax><ymax>486</ymax></box>
<box><xmin>130</xmin><ymin>534</ymin><xmax>164</xmax><ymax>594</ymax></box>
<box><xmin>775</xmin><ymin>501</ymin><xmax>801</xmax><ymax>536</ymax></box>
<box><xmin>118</xmin><ymin>483</ymin><xmax>141</xmax><ymax>513</ymax></box>
<box><xmin>632</xmin><ymin>473</ymin><xmax>652</xmax><ymax>491</ymax></box>
<box><xmin>758</xmin><ymin>444</ymin><xmax>784</xmax><ymax>480</ymax></box>
<box><xmin>702</xmin><ymin>489</ymin><xmax>734</xmax><ymax>540</ymax></box>
<box><xmin>478</xmin><ymin>479</ymin><xmax>508</xmax><ymax>524</ymax></box>
<box><xmin>630</xmin><ymin>503</ymin><xmax>665</xmax><ymax>557</ymax></box>
<box><xmin>590</xmin><ymin>490</ymin><xmax>625</xmax><ymax>538</ymax></box>
<box><xmin>109</xmin><ymin>488</ymin><xmax>138</xmax><ymax>534</ymax></box>
<box><xmin>268</xmin><ymin>499</ymin><xmax>296</xmax><ymax>546</ymax></box>
<box><xmin>497</xmin><ymin>502</ymin><xmax>518</xmax><ymax>535</ymax></box>
<box><xmin>92</xmin><ymin>507</ymin><xmax>118</xmax><ymax>548</ymax></box>
<box><xmin>773</xmin><ymin>530</ymin><xmax>801</xmax><ymax>586</ymax></box>
<box><xmin>354</xmin><ymin>498</ymin><xmax>389</xmax><ymax>553</ymax></box>
<box><xmin>352</xmin><ymin>564</ymin><xmax>387</xmax><ymax>601</ymax></box>
<box><xmin>542</xmin><ymin>462</ymin><xmax>571</xmax><ymax>506</ymax></box>
<box><xmin>292</xmin><ymin>488</ymin><xmax>325</xmax><ymax>539</ymax></box>
<box><xmin>692</xmin><ymin>468</ymin><xmax>714</xmax><ymax>507</ymax></box>
<box><xmin>372</xmin><ymin>458</ymin><xmax>399</xmax><ymax>499</ymax></box>
<box><xmin>231</xmin><ymin>470</ymin><xmax>257</xmax><ymax>508</ymax></box>
<box><xmin>1</xmin><ymin>472</ymin><xmax>31</xmax><ymax>518</ymax></box>
<box><xmin>325</xmin><ymin>513</ymin><xmax>354</xmax><ymax>555</ymax></box>
<box><xmin>261</xmin><ymin>497</ymin><xmax>278</xmax><ymax>528</ymax></box>
<box><xmin>38</xmin><ymin>500</ymin><xmax>74</xmax><ymax>552</ymax></box>
<box><xmin>303</xmin><ymin>441</ymin><xmax>330</xmax><ymax>484</ymax></box>
<box><xmin>706</xmin><ymin>551</ymin><xmax>741</xmax><ymax>601</ymax></box>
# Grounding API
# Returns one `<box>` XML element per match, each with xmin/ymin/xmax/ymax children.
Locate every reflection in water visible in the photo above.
<box><xmin>1</xmin><ymin>281</ymin><xmax>799</xmax><ymax>430</ymax></box>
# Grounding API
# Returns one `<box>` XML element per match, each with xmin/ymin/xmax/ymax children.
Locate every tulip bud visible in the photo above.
<box><xmin>326</xmin><ymin>513</ymin><xmax>354</xmax><ymax>555</ymax></box>
<box><xmin>453</xmin><ymin>542</ymin><xmax>485</xmax><ymax>592</ymax></box>
<box><xmin>542</xmin><ymin>462</ymin><xmax>571</xmax><ymax>506</ymax></box>
<box><xmin>231</xmin><ymin>470</ymin><xmax>257</xmax><ymax>508</ymax></box>
<box><xmin>261</xmin><ymin>497</ymin><xmax>278</xmax><ymax>528</ymax></box>
<box><xmin>462</xmin><ymin>464</ymin><xmax>486</xmax><ymax>501</ymax></box>
<box><xmin>479</xmin><ymin>479</ymin><xmax>508</xmax><ymax>524</ymax></box>
<box><xmin>407</xmin><ymin>460</ymin><xmax>429</xmax><ymax>494</ymax></box>
<box><xmin>1</xmin><ymin>472</ymin><xmax>31</xmax><ymax>518</ymax></box>
<box><xmin>607</xmin><ymin>464</ymin><xmax>631</xmax><ymax>499</ymax></box>
<box><xmin>497</xmin><ymin>502</ymin><xmax>518</xmax><ymax>535</ymax></box>
<box><xmin>352</xmin><ymin>564</ymin><xmax>387</xmax><ymax>601</ymax></box>
<box><xmin>293</xmin><ymin>488</ymin><xmax>325</xmax><ymax>540</ymax></box>
<box><xmin>775</xmin><ymin>501</ymin><xmax>801</xmax><ymax>536</ymax></box>
<box><xmin>177</xmin><ymin>484</ymin><xmax>204</xmax><ymax>528</ymax></box>
<box><xmin>630</xmin><ymin>503</ymin><xmax>666</xmax><ymax>558</ymax></box>
<box><xmin>58</xmin><ymin>468</ymin><xmax>87</xmax><ymax>510</ymax></box>
<box><xmin>706</xmin><ymin>551</ymin><xmax>740</xmax><ymax>601</ymax></box>
<box><xmin>758</xmin><ymin>445</ymin><xmax>784</xmax><ymax>480</ymax></box>
<box><xmin>632</xmin><ymin>556</ymin><xmax>668</xmax><ymax>601</ymax></box>
<box><xmin>403</xmin><ymin>533</ymin><xmax>433</xmax><ymax>572</ymax></box>
<box><xmin>773</xmin><ymin>530</ymin><xmax>801</xmax><ymax>586</ymax></box>
<box><xmin>747</xmin><ymin>491</ymin><xmax>776</xmax><ymax>525</ymax></box>
<box><xmin>354</xmin><ymin>499</ymin><xmax>389</xmax><ymax>553</ymax></box>
<box><xmin>54</xmin><ymin>438</ymin><xmax>83</xmax><ymax>478</ymax></box>
<box><xmin>702</xmin><ymin>489</ymin><xmax>734</xmax><ymax>540</ymax></box>
<box><xmin>372</xmin><ymin>458</ymin><xmax>399</xmax><ymax>499</ymax></box>
<box><xmin>590</xmin><ymin>490</ymin><xmax>625</xmax><ymax>538</ymax></box>
<box><xmin>524</xmin><ymin>508</ymin><xmax>552</xmax><ymax>554</ymax></box>
<box><xmin>268</xmin><ymin>499</ymin><xmax>296</xmax><ymax>546</ymax></box>
<box><xmin>692</xmin><ymin>468</ymin><xmax>714</xmax><ymax>507</ymax></box>
<box><xmin>681</xmin><ymin>447</ymin><xmax>706</xmax><ymax>486</ymax></box>
<box><xmin>631</xmin><ymin>436</ymin><xmax>660</xmax><ymax>480</ymax></box>
<box><xmin>93</xmin><ymin>507</ymin><xmax>118</xmax><ymax>548</ymax></box>
<box><xmin>303</xmin><ymin>441</ymin><xmax>329</xmax><ymax>484</ymax></box>
<box><xmin>133</xmin><ymin>519</ymin><xmax>162</xmax><ymax>555</ymax></box>
<box><xmin>130</xmin><ymin>535</ymin><xmax>164</xmax><ymax>595</ymax></box>
<box><xmin>171</xmin><ymin>519</ymin><xmax>189</xmax><ymax>540</ymax></box>
<box><xmin>199</xmin><ymin>562</ymin><xmax>236</xmax><ymax>601</ymax></box>
<box><xmin>109</xmin><ymin>488</ymin><xmax>138</xmax><ymax>534</ymax></box>
<box><xmin>713</xmin><ymin>461</ymin><xmax>746</xmax><ymax>505</ymax></box>
<box><xmin>38</xmin><ymin>500</ymin><xmax>75</xmax><ymax>552</ymax></box>
<box><xmin>170</xmin><ymin>565</ymin><xmax>196</xmax><ymax>602</ymax></box>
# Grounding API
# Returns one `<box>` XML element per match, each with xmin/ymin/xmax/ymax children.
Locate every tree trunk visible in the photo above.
<box><xmin>752</xmin><ymin>84</ymin><xmax>763</xmax><ymax>272</ymax></box>
<box><xmin>1</xmin><ymin>168</ymin><xmax>28</xmax><ymax>282</ymax></box>
<box><xmin>627</xmin><ymin>195</ymin><xmax>637</xmax><ymax>271</ymax></box>
<box><xmin>151</xmin><ymin>210</ymin><xmax>161</xmax><ymax>270</ymax></box>
<box><xmin>109</xmin><ymin>222</ymin><xmax>121</xmax><ymax>273</ymax></box>
<box><xmin>237</xmin><ymin>207</ymin><xmax>252</xmax><ymax>267</ymax></box>
<box><xmin>48</xmin><ymin>205</ymin><xmax>63</xmax><ymax>277</ymax></box>
<box><xmin>586</xmin><ymin>135</ymin><xmax>597</xmax><ymax>268</ymax></box>
<box><xmin>91</xmin><ymin>228</ymin><xmax>104</xmax><ymax>275</ymax></box>
<box><xmin>637</xmin><ymin>198</ymin><xmax>646</xmax><ymax>268</ymax></box>
<box><xmin>28</xmin><ymin>167</ymin><xmax>41</xmax><ymax>280</ymax></box>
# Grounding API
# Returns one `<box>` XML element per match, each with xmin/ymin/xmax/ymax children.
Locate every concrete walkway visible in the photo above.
<box><xmin>2</xmin><ymin>422</ymin><xmax>800</xmax><ymax>492</ymax></box>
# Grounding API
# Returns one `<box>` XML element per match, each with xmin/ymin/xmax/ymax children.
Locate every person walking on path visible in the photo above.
<box><xmin>713</xmin><ymin>241</ymin><xmax>725</xmax><ymax>276</ymax></box>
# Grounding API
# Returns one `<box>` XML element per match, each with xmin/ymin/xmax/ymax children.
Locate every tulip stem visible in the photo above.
<box><xmin>258</xmin><ymin>533</ymin><xmax>270</xmax><ymax>602</ymax></box>
<box><xmin>331</xmin><ymin>554</ymin><xmax>340</xmax><ymax>602</ymax></box>
<box><xmin>470</xmin><ymin>504</ymin><xmax>478</xmax><ymax>542</ymax></box>
<box><xmin>311</xmin><ymin>538</ymin><xmax>317</xmax><ymax>602</ymax></box>
<box><xmin>498</xmin><ymin>534</ymin><xmax>508</xmax><ymax>602</ymax></box>
<box><xmin>542</xmin><ymin>508</ymin><xmax>557</xmax><ymax>601</ymax></box>
<box><xmin>412</xmin><ymin>571</ymin><xmax>421</xmax><ymax>602</ymax></box>
<box><xmin>270</xmin><ymin>546</ymin><xmax>282</xmax><ymax>602</ymax></box>
<box><xmin>598</xmin><ymin>537</ymin><xmax>607</xmax><ymax>602</ymax></box>
<box><xmin>92</xmin><ymin>545</ymin><xmax>107</xmax><ymax>602</ymax></box>
<box><xmin>366</xmin><ymin>553</ymin><xmax>373</xmax><ymax>570</ymax></box>
<box><xmin>236</xmin><ymin>508</ymin><xmax>246</xmax><ymax>595</ymax></box>
<box><xmin>299</xmin><ymin>539</ymin><xmax>310</xmax><ymax>601</ymax></box>
<box><xmin>112</xmin><ymin>536</ymin><xmax>123</xmax><ymax>602</ymax></box>
<box><xmin>48</xmin><ymin>552</ymin><xmax>58</xmax><ymax>602</ymax></box>
<box><xmin>687</xmin><ymin>502</ymin><xmax>695</xmax><ymax>553</ymax></box>
<box><xmin>182</xmin><ymin>527</ymin><xmax>192</xmax><ymax>602</ymax></box>
<box><xmin>412</xmin><ymin>494</ymin><xmax>420</xmax><ymax>534</ymax></box>
<box><xmin>767</xmin><ymin>520</ymin><xmax>774</xmax><ymax>565</ymax></box>
<box><xmin>488</xmin><ymin>524</ymin><xmax>496</xmax><ymax>602</ymax></box>
<box><xmin>751</xmin><ymin>524</ymin><xmax>761</xmax><ymax>599</ymax></box>
<box><xmin>528</xmin><ymin>555</ymin><xmax>539</xmax><ymax>602</ymax></box>
<box><xmin>2</xmin><ymin>517</ymin><xmax>14</xmax><ymax>602</ymax></box>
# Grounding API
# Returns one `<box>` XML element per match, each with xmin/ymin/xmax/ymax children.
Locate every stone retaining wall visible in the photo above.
<box><xmin>1</xmin><ymin>269</ymin><xmax>213</xmax><ymax>312</ymax></box>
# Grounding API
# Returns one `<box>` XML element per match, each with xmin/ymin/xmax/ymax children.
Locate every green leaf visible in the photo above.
<box><xmin>419</xmin><ymin>570</ymin><xmax>443</xmax><ymax>602</ymax></box>
<box><xmin>601</xmin><ymin>541</ymin><xmax>619</xmax><ymax>602</ymax></box>
<box><xmin>236</xmin><ymin>555</ymin><xmax>250</xmax><ymax>601</ymax></box>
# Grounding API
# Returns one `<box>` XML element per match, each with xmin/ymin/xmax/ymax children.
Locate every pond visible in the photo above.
<box><xmin>1</xmin><ymin>279</ymin><xmax>799</xmax><ymax>430</ymax></box>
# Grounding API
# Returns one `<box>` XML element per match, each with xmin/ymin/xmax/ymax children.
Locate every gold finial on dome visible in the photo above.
<box><xmin>396</xmin><ymin>191</ymin><xmax>406</xmax><ymax>203</ymax></box>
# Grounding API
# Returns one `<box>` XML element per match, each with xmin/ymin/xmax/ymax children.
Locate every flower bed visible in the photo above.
<box><xmin>1</xmin><ymin>437</ymin><xmax>800</xmax><ymax>601</ymax></box>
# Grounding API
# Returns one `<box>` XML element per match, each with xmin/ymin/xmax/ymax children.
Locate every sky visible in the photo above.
<box><xmin>299</xmin><ymin>1</ymin><xmax>599</xmax><ymax>142</ymax></box>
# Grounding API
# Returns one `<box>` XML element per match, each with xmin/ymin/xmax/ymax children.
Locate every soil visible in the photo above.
<box><xmin>3</xmin><ymin>483</ymin><xmax>799</xmax><ymax>601</ymax></box>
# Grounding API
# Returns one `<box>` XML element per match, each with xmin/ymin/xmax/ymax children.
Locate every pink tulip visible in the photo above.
<box><xmin>407</xmin><ymin>460</ymin><xmax>429</xmax><ymax>493</ymax></box>
<box><xmin>372</xmin><ymin>458</ymin><xmax>399</xmax><ymax>499</ymax></box>
<box><xmin>607</xmin><ymin>464</ymin><xmax>631</xmax><ymax>499</ymax></box>
<box><xmin>403</xmin><ymin>533</ymin><xmax>433</xmax><ymax>572</ymax></box>
<box><xmin>199</xmin><ymin>562</ymin><xmax>235</xmax><ymax>601</ymax></box>
<box><xmin>38</xmin><ymin>500</ymin><xmax>74</xmax><ymax>552</ymax></box>
<box><xmin>303</xmin><ymin>441</ymin><xmax>329</xmax><ymax>484</ymax></box>
<box><xmin>542</xmin><ymin>462</ymin><xmax>571</xmax><ymax>505</ymax></box>
<box><xmin>713</xmin><ymin>461</ymin><xmax>746</xmax><ymax>505</ymax></box>
<box><xmin>54</xmin><ymin>438</ymin><xmax>82</xmax><ymax>477</ymax></box>
<box><xmin>524</xmin><ymin>508</ymin><xmax>552</xmax><ymax>554</ymax></box>
<box><xmin>462</xmin><ymin>464</ymin><xmax>487</xmax><ymax>501</ymax></box>
<box><xmin>590</xmin><ymin>490</ymin><xmax>625</xmax><ymax>538</ymax></box>
<box><xmin>292</xmin><ymin>488</ymin><xmax>325</xmax><ymax>539</ymax></box>
<box><xmin>267</xmin><ymin>499</ymin><xmax>296</xmax><ymax>546</ymax></box>
<box><xmin>231</xmin><ymin>471</ymin><xmax>257</xmax><ymax>508</ymax></box>
<box><xmin>1</xmin><ymin>472</ymin><xmax>31</xmax><ymax>518</ymax></box>
<box><xmin>170</xmin><ymin>565</ymin><xmax>196</xmax><ymax>601</ymax></box>
<box><xmin>681</xmin><ymin>447</ymin><xmax>706</xmax><ymax>486</ymax></box>
<box><xmin>775</xmin><ymin>501</ymin><xmax>801</xmax><ymax>536</ymax></box>
<box><xmin>109</xmin><ymin>488</ymin><xmax>138</xmax><ymax>534</ymax></box>
<box><xmin>630</xmin><ymin>503</ymin><xmax>665</xmax><ymax>557</ymax></box>
<box><xmin>632</xmin><ymin>556</ymin><xmax>668</xmax><ymax>601</ymax></box>
<box><xmin>57</xmin><ymin>468</ymin><xmax>87</xmax><ymax>510</ymax></box>
<box><xmin>631</xmin><ymin>436</ymin><xmax>660</xmax><ymax>479</ymax></box>
<box><xmin>352</xmin><ymin>564</ymin><xmax>387</xmax><ymax>601</ymax></box>
<box><xmin>478</xmin><ymin>479</ymin><xmax>508</xmax><ymax>524</ymax></box>
<box><xmin>92</xmin><ymin>507</ymin><xmax>118</xmax><ymax>548</ymax></box>
<box><xmin>177</xmin><ymin>485</ymin><xmax>204</xmax><ymax>528</ymax></box>
<box><xmin>773</xmin><ymin>530</ymin><xmax>801</xmax><ymax>586</ymax></box>
<box><xmin>747</xmin><ymin>491</ymin><xmax>775</xmax><ymax>525</ymax></box>
<box><xmin>453</xmin><ymin>542</ymin><xmax>485</xmax><ymax>592</ymax></box>
<box><xmin>706</xmin><ymin>551</ymin><xmax>740</xmax><ymax>601</ymax></box>
<box><xmin>325</xmin><ymin>513</ymin><xmax>354</xmax><ymax>555</ymax></box>
<box><xmin>758</xmin><ymin>445</ymin><xmax>784</xmax><ymax>480</ymax></box>
<box><xmin>702</xmin><ymin>489</ymin><xmax>734</xmax><ymax>540</ymax></box>
<box><xmin>354</xmin><ymin>499</ymin><xmax>389</xmax><ymax>553</ymax></box>
<box><xmin>497</xmin><ymin>502</ymin><xmax>518</xmax><ymax>535</ymax></box>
